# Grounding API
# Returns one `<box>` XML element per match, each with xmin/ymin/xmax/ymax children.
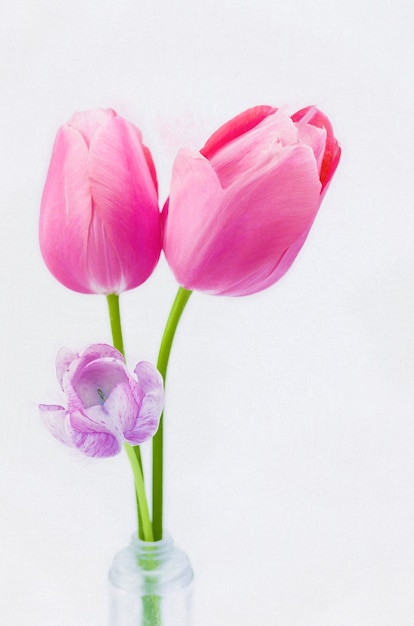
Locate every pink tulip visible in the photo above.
<box><xmin>39</xmin><ymin>109</ymin><xmax>161</xmax><ymax>294</ymax></box>
<box><xmin>163</xmin><ymin>105</ymin><xmax>340</xmax><ymax>296</ymax></box>
<box><xmin>39</xmin><ymin>344</ymin><xmax>164</xmax><ymax>457</ymax></box>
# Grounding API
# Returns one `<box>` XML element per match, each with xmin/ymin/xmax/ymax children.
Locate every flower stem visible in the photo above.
<box><xmin>152</xmin><ymin>287</ymin><xmax>192</xmax><ymax>540</ymax></box>
<box><xmin>106</xmin><ymin>294</ymin><xmax>153</xmax><ymax>542</ymax></box>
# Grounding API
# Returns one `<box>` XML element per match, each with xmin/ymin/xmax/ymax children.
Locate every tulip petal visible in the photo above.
<box><xmin>125</xmin><ymin>362</ymin><xmax>163</xmax><ymax>444</ymax></box>
<box><xmin>86</xmin><ymin>117</ymin><xmax>161</xmax><ymax>293</ymax></box>
<box><xmin>201</xmin><ymin>105</ymin><xmax>277</xmax><ymax>159</ymax></box>
<box><xmin>39</xmin><ymin>404</ymin><xmax>73</xmax><ymax>446</ymax></box>
<box><xmin>292</xmin><ymin>107</ymin><xmax>341</xmax><ymax>189</ymax></box>
<box><xmin>56</xmin><ymin>347</ymin><xmax>77</xmax><ymax>390</ymax></box>
<box><xmin>40</xmin><ymin>109</ymin><xmax>162</xmax><ymax>295</ymax></box>
<box><xmin>69</xmin><ymin>430</ymin><xmax>121</xmax><ymax>457</ymax></box>
<box><xmin>97</xmin><ymin>381</ymin><xmax>139</xmax><ymax>434</ymax></box>
<box><xmin>164</xmin><ymin>148</ymin><xmax>225</xmax><ymax>280</ymax></box>
<box><xmin>208</xmin><ymin>112</ymin><xmax>299</xmax><ymax>189</ymax></box>
<box><xmin>41</xmin><ymin>344</ymin><xmax>163</xmax><ymax>458</ymax></box>
<box><xmin>39</xmin><ymin>126</ymin><xmax>93</xmax><ymax>293</ymax></box>
<box><xmin>166</xmin><ymin>144</ymin><xmax>321</xmax><ymax>295</ymax></box>
<box><xmin>80</xmin><ymin>343</ymin><xmax>123</xmax><ymax>361</ymax></box>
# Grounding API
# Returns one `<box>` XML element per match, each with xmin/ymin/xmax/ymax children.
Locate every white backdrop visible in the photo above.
<box><xmin>1</xmin><ymin>0</ymin><xmax>414</xmax><ymax>624</ymax></box>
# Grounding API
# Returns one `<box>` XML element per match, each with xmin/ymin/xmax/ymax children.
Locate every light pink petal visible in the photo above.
<box><xmin>39</xmin><ymin>126</ymin><xmax>94</xmax><ymax>293</ymax></box>
<box><xmin>86</xmin><ymin>116</ymin><xmax>161</xmax><ymax>293</ymax></box>
<box><xmin>68</xmin><ymin>109</ymin><xmax>116</xmax><ymax>147</ymax></box>
<box><xmin>294</xmin><ymin>121</ymin><xmax>327</xmax><ymax>174</ymax></box>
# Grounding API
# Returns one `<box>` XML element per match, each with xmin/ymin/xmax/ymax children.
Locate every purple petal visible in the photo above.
<box><xmin>39</xmin><ymin>404</ymin><xmax>73</xmax><ymax>446</ymax></box>
<box><xmin>97</xmin><ymin>381</ymin><xmax>139</xmax><ymax>434</ymax></box>
<box><xmin>55</xmin><ymin>347</ymin><xmax>77</xmax><ymax>390</ymax></box>
<box><xmin>69</xmin><ymin>430</ymin><xmax>121</xmax><ymax>457</ymax></box>
<box><xmin>80</xmin><ymin>343</ymin><xmax>123</xmax><ymax>361</ymax></box>
<box><xmin>125</xmin><ymin>362</ymin><xmax>164</xmax><ymax>445</ymax></box>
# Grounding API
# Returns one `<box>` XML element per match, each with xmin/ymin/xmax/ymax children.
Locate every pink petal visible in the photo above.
<box><xmin>165</xmin><ymin>144</ymin><xmax>322</xmax><ymax>295</ymax></box>
<box><xmin>201</xmin><ymin>105</ymin><xmax>277</xmax><ymax>159</ymax></box>
<box><xmin>208</xmin><ymin>112</ymin><xmax>299</xmax><ymax>189</ymax></box>
<box><xmin>39</xmin><ymin>126</ymin><xmax>93</xmax><ymax>293</ymax></box>
<box><xmin>163</xmin><ymin>149</ymin><xmax>224</xmax><ymax>281</ymax></box>
<box><xmin>86</xmin><ymin>116</ymin><xmax>161</xmax><ymax>293</ymax></box>
<box><xmin>292</xmin><ymin>107</ymin><xmax>341</xmax><ymax>189</ymax></box>
<box><xmin>67</xmin><ymin>109</ymin><xmax>116</xmax><ymax>147</ymax></box>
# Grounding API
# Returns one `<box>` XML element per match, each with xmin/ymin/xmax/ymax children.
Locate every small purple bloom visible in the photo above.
<box><xmin>39</xmin><ymin>344</ymin><xmax>164</xmax><ymax>457</ymax></box>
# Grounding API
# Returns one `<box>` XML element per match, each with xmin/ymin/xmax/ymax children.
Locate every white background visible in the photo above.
<box><xmin>1</xmin><ymin>0</ymin><xmax>414</xmax><ymax>624</ymax></box>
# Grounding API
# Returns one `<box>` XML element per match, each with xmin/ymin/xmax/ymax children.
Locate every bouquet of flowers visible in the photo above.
<box><xmin>38</xmin><ymin>104</ymin><xmax>340</xmax><ymax>625</ymax></box>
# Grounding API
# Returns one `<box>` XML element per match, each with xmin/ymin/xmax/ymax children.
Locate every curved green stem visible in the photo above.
<box><xmin>152</xmin><ymin>287</ymin><xmax>192</xmax><ymax>540</ymax></box>
<box><xmin>106</xmin><ymin>294</ymin><xmax>153</xmax><ymax>541</ymax></box>
<box><xmin>124</xmin><ymin>444</ymin><xmax>153</xmax><ymax>541</ymax></box>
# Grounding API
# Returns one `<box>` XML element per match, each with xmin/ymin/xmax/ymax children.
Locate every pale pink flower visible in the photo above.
<box><xmin>40</xmin><ymin>344</ymin><xmax>164</xmax><ymax>457</ymax></box>
<box><xmin>163</xmin><ymin>105</ymin><xmax>340</xmax><ymax>296</ymax></box>
<box><xmin>40</xmin><ymin>109</ymin><xmax>161</xmax><ymax>294</ymax></box>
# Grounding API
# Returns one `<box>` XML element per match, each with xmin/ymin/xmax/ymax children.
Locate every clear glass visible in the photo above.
<box><xmin>108</xmin><ymin>533</ymin><xmax>193</xmax><ymax>626</ymax></box>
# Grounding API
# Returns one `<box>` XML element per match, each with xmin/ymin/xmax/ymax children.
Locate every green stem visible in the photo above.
<box><xmin>106</xmin><ymin>294</ymin><xmax>153</xmax><ymax>541</ymax></box>
<box><xmin>124</xmin><ymin>444</ymin><xmax>153</xmax><ymax>542</ymax></box>
<box><xmin>152</xmin><ymin>287</ymin><xmax>192</xmax><ymax>540</ymax></box>
<box><xmin>106</xmin><ymin>293</ymin><xmax>125</xmax><ymax>356</ymax></box>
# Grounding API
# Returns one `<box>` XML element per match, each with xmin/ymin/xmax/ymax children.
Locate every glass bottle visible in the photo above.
<box><xmin>108</xmin><ymin>533</ymin><xmax>193</xmax><ymax>626</ymax></box>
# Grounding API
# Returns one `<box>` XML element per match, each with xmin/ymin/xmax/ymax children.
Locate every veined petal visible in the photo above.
<box><xmin>133</xmin><ymin>361</ymin><xmax>164</xmax><ymax>397</ymax></box>
<box><xmin>80</xmin><ymin>343</ymin><xmax>123</xmax><ymax>361</ymax></box>
<box><xmin>69</xmin><ymin>407</ymin><xmax>114</xmax><ymax>434</ymax></box>
<box><xmin>39</xmin><ymin>404</ymin><xmax>73</xmax><ymax>446</ymax></box>
<box><xmin>98</xmin><ymin>381</ymin><xmax>140</xmax><ymax>434</ymax></box>
<box><xmin>56</xmin><ymin>347</ymin><xmax>77</xmax><ymax>390</ymax></box>
<box><xmin>125</xmin><ymin>362</ymin><xmax>163</xmax><ymax>445</ymax></box>
<box><xmin>69</xmin><ymin>430</ymin><xmax>121</xmax><ymax>457</ymax></box>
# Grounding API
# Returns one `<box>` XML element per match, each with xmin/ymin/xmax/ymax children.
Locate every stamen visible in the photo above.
<box><xmin>97</xmin><ymin>388</ymin><xmax>106</xmax><ymax>403</ymax></box>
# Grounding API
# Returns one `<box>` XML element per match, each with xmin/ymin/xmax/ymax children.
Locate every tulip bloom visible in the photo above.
<box><xmin>163</xmin><ymin>105</ymin><xmax>340</xmax><ymax>296</ymax></box>
<box><xmin>40</xmin><ymin>109</ymin><xmax>161</xmax><ymax>294</ymax></box>
<box><xmin>39</xmin><ymin>344</ymin><xmax>164</xmax><ymax>457</ymax></box>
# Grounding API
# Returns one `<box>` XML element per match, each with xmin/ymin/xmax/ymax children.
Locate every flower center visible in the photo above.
<box><xmin>97</xmin><ymin>388</ymin><xmax>107</xmax><ymax>404</ymax></box>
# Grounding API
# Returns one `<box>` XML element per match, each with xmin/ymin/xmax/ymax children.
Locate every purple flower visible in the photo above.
<box><xmin>39</xmin><ymin>344</ymin><xmax>163</xmax><ymax>457</ymax></box>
